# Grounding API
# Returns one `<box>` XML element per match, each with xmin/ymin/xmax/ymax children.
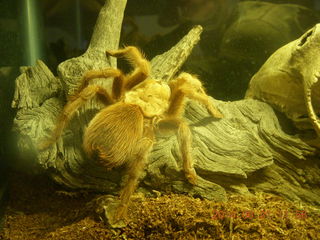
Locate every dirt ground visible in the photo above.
<box><xmin>0</xmin><ymin>171</ymin><xmax>319</xmax><ymax>240</ymax></box>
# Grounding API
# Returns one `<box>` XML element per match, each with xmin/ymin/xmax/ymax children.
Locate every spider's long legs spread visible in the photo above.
<box><xmin>70</xmin><ymin>68</ymin><xmax>125</xmax><ymax>101</ymax></box>
<box><xmin>106</xmin><ymin>46</ymin><xmax>150</xmax><ymax>91</ymax></box>
<box><xmin>38</xmin><ymin>85</ymin><xmax>112</xmax><ymax>150</ymax></box>
<box><xmin>167</xmin><ymin>85</ymin><xmax>223</xmax><ymax>119</ymax></box>
<box><xmin>158</xmin><ymin>118</ymin><xmax>197</xmax><ymax>185</ymax></box>
<box><xmin>114</xmin><ymin>129</ymin><xmax>154</xmax><ymax>222</ymax></box>
<box><xmin>183</xmin><ymin>89</ymin><xmax>223</xmax><ymax>118</ymax></box>
<box><xmin>176</xmin><ymin>119</ymin><xmax>197</xmax><ymax>185</ymax></box>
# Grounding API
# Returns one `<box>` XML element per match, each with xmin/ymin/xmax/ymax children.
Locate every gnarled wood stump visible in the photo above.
<box><xmin>11</xmin><ymin>0</ymin><xmax>320</xmax><ymax>210</ymax></box>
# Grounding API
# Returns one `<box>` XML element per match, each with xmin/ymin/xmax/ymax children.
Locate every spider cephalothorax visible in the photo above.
<box><xmin>40</xmin><ymin>46</ymin><xmax>223</xmax><ymax>223</ymax></box>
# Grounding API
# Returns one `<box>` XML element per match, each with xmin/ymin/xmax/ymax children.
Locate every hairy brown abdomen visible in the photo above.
<box><xmin>83</xmin><ymin>103</ymin><xmax>144</xmax><ymax>168</ymax></box>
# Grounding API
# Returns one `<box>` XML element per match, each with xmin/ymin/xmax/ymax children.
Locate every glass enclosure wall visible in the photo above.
<box><xmin>0</xmin><ymin>0</ymin><xmax>320</xmax><ymax>159</ymax></box>
<box><xmin>0</xmin><ymin>0</ymin><xmax>319</xmax><ymax>232</ymax></box>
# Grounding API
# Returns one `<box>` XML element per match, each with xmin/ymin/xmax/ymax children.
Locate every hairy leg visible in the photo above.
<box><xmin>38</xmin><ymin>85</ymin><xmax>112</xmax><ymax>150</ymax></box>
<box><xmin>170</xmin><ymin>88</ymin><xmax>223</xmax><ymax>118</ymax></box>
<box><xmin>168</xmin><ymin>73</ymin><xmax>223</xmax><ymax>119</ymax></box>
<box><xmin>70</xmin><ymin>68</ymin><xmax>125</xmax><ymax>101</ymax></box>
<box><xmin>114</xmin><ymin>126</ymin><xmax>154</xmax><ymax>222</ymax></box>
<box><xmin>106</xmin><ymin>46</ymin><xmax>150</xmax><ymax>91</ymax></box>
<box><xmin>158</xmin><ymin>118</ymin><xmax>197</xmax><ymax>185</ymax></box>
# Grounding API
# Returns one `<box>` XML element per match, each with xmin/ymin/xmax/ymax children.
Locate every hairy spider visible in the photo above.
<box><xmin>40</xmin><ymin>46</ymin><xmax>223</xmax><ymax>223</ymax></box>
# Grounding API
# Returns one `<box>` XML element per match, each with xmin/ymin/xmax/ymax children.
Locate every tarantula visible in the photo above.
<box><xmin>40</xmin><ymin>46</ymin><xmax>223</xmax><ymax>222</ymax></box>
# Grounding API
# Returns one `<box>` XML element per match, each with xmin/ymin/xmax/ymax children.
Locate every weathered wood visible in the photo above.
<box><xmin>58</xmin><ymin>0</ymin><xmax>127</xmax><ymax>96</ymax></box>
<box><xmin>11</xmin><ymin>0</ymin><xmax>320</xmax><ymax>207</ymax></box>
<box><xmin>150</xmin><ymin>25</ymin><xmax>202</xmax><ymax>81</ymax></box>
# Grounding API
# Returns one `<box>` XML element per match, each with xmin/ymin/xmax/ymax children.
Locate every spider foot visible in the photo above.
<box><xmin>105</xmin><ymin>48</ymin><xmax>131</xmax><ymax>58</ymax></box>
<box><xmin>207</xmin><ymin>103</ymin><xmax>224</xmax><ymax>119</ymax></box>
<box><xmin>110</xmin><ymin>203</ymin><xmax>128</xmax><ymax>227</ymax></box>
<box><xmin>114</xmin><ymin>203</ymin><xmax>128</xmax><ymax>220</ymax></box>
<box><xmin>185</xmin><ymin>169</ymin><xmax>197</xmax><ymax>185</ymax></box>
<box><xmin>105</xmin><ymin>49</ymin><xmax>118</xmax><ymax>57</ymax></box>
<box><xmin>106</xmin><ymin>46</ymin><xmax>139</xmax><ymax>58</ymax></box>
<box><xmin>97</xmin><ymin>197</ymin><xmax>128</xmax><ymax>228</ymax></box>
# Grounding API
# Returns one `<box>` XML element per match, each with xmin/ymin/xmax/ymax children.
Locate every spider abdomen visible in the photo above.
<box><xmin>83</xmin><ymin>102</ymin><xmax>144</xmax><ymax>168</ymax></box>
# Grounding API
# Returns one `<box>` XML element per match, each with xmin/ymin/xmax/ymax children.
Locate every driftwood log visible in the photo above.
<box><xmin>12</xmin><ymin>0</ymin><xmax>320</xmax><ymax>208</ymax></box>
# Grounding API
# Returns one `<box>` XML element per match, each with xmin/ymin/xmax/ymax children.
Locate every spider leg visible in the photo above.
<box><xmin>158</xmin><ymin>73</ymin><xmax>223</xmax><ymax>185</ymax></box>
<box><xmin>168</xmin><ymin>74</ymin><xmax>223</xmax><ymax>119</ymax></box>
<box><xmin>70</xmin><ymin>68</ymin><xmax>125</xmax><ymax>101</ymax></box>
<box><xmin>106</xmin><ymin>46</ymin><xmax>150</xmax><ymax>91</ymax></box>
<box><xmin>158</xmin><ymin>118</ymin><xmax>197</xmax><ymax>185</ymax></box>
<box><xmin>38</xmin><ymin>85</ymin><xmax>113</xmax><ymax>150</ymax></box>
<box><xmin>186</xmin><ymin>90</ymin><xmax>223</xmax><ymax>118</ymax></box>
<box><xmin>114</xmin><ymin>126</ymin><xmax>154</xmax><ymax>222</ymax></box>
